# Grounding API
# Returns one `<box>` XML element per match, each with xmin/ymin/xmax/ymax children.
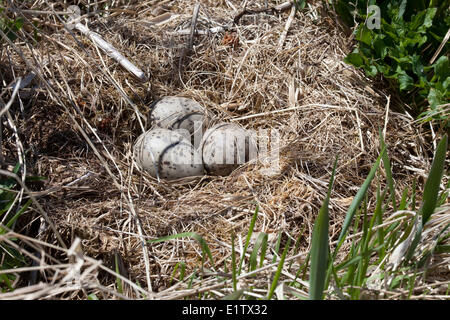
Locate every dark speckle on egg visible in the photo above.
<box><xmin>201</xmin><ymin>123</ymin><xmax>258</xmax><ymax>176</ymax></box>
<box><xmin>134</xmin><ymin>128</ymin><xmax>204</xmax><ymax>180</ymax></box>
<box><xmin>147</xmin><ymin>96</ymin><xmax>209</xmax><ymax>149</ymax></box>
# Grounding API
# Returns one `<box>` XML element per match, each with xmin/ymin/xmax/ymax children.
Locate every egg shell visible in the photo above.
<box><xmin>200</xmin><ymin>123</ymin><xmax>258</xmax><ymax>176</ymax></box>
<box><xmin>134</xmin><ymin>128</ymin><xmax>204</xmax><ymax>180</ymax></box>
<box><xmin>149</xmin><ymin>96</ymin><xmax>209</xmax><ymax>148</ymax></box>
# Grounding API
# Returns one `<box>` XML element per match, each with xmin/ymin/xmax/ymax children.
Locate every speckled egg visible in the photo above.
<box><xmin>134</xmin><ymin>128</ymin><xmax>204</xmax><ymax>180</ymax></box>
<box><xmin>148</xmin><ymin>96</ymin><xmax>209</xmax><ymax>148</ymax></box>
<box><xmin>200</xmin><ymin>123</ymin><xmax>258</xmax><ymax>176</ymax></box>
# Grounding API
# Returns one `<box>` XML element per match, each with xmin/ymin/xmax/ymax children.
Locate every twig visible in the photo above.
<box><xmin>179</xmin><ymin>4</ymin><xmax>200</xmax><ymax>64</ymax></box>
<box><xmin>188</xmin><ymin>4</ymin><xmax>200</xmax><ymax>51</ymax></box>
<box><xmin>73</xmin><ymin>23</ymin><xmax>147</xmax><ymax>81</ymax></box>
<box><xmin>145</xmin><ymin>12</ymin><xmax>178</xmax><ymax>26</ymax></box>
<box><xmin>0</xmin><ymin>77</ymin><xmax>21</xmax><ymax>118</ymax></box>
<box><xmin>230</xmin><ymin>104</ymin><xmax>351</xmax><ymax>121</ymax></box>
<box><xmin>170</xmin><ymin>26</ymin><xmax>225</xmax><ymax>35</ymax></box>
<box><xmin>383</xmin><ymin>95</ymin><xmax>390</xmax><ymax>139</ymax></box>
<box><xmin>429</xmin><ymin>28</ymin><xmax>450</xmax><ymax>65</ymax></box>
<box><xmin>175</xmin><ymin>4</ymin><xmax>200</xmax><ymax>84</ymax></box>
<box><xmin>233</xmin><ymin>1</ymin><xmax>293</xmax><ymax>24</ymax></box>
<box><xmin>277</xmin><ymin>5</ymin><xmax>296</xmax><ymax>50</ymax></box>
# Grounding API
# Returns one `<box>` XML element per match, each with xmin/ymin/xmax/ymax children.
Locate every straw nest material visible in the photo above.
<box><xmin>1</xmin><ymin>0</ymin><xmax>441</xmax><ymax>298</ymax></box>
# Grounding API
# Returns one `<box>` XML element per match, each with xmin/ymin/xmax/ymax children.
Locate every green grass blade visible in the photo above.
<box><xmin>231</xmin><ymin>233</ymin><xmax>237</xmax><ymax>291</ymax></box>
<box><xmin>335</xmin><ymin>254</ymin><xmax>363</xmax><ymax>271</ymax></box>
<box><xmin>260</xmin><ymin>232</ymin><xmax>268</xmax><ymax>268</ymax></box>
<box><xmin>134</xmin><ymin>280</ymin><xmax>147</xmax><ymax>299</ymax></box>
<box><xmin>238</xmin><ymin>206</ymin><xmax>259</xmax><ymax>275</ymax></box>
<box><xmin>419</xmin><ymin>134</ymin><xmax>447</xmax><ymax>224</ymax></box>
<box><xmin>12</xmin><ymin>162</ymin><xmax>21</xmax><ymax>175</ymax></box>
<box><xmin>222</xmin><ymin>289</ymin><xmax>244</xmax><ymax>300</ymax></box>
<box><xmin>288</xmin><ymin>226</ymin><xmax>305</xmax><ymax>270</ymax></box>
<box><xmin>371</xmin><ymin>183</ymin><xmax>388</xmax><ymax>260</ymax></box>
<box><xmin>434</xmin><ymin>244</ymin><xmax>450</xmax><ymax>254</ymax></box>
<box><xmin>87</xmin><ymin>293</ymin><xmax>99</xmax><ymax>300</ymax></box>
<box><xmin>331</xmin><ymin>265</ymin><xmax>345</xmax><ymax>299</ymax></box>
<box><xmin>224</xmin><ymin>257</ymin><xmax>229</xmax><ymax>274</ymax></box>
<box><xmin>272</xmin><ymin>232</ymin><xmax>282</xmax><ymax>263</ymax></box>
<box><xmin>379</xmin><ymin>130</ymin><xmax>397</xmax><ymax>211</ymax></box>
<box><xmin>309</xmin><ymin>156</ymin><xmax>337</xmax><ymax>300</ymax></box>
<box><xmin>291</xmin><ymin>251</ymin><xmax>310</xmax><ymax>286</ymax></box>
<box><xmin>0</xmin><ymin>274</ymin><xmax>13</xmax><ymax>291</ymax></box>
<box><xmin>248</xmin><ymin>232</ymin><xmax>267</xmax><ymax>272</ymax></box>
<box><xmin>267</xmin><ymin>237</ymin><xmax>291</xmax><ymax>300</ymax></box>
<box><xmin>411</xmin><ymin>178</ymin><xmax>417</xmax><ymax>211</ymax></box>
<box><xmin>0</xmin><ymin>200</ymin><xmax>14</xmax><ymax>216</ymax></box>
<box><xmin>401</xmin><ymin>135</ymin><xmax>448</xmax><ymax>264</ymax></box>
<box><xmin>114</xmin><ymin>253</ymin><xmax>123</xmax><ymax>294</ymax></box>
<box><xmin>148</xmin><ymin>232</ymin><xmax>215</xmax><ymax>270</ymax></box>
<box><xmin>352</xmin><ymin>206</ymin><xmax>362</xmax><ymax>237</ymax></box>
<box><xmin>370</xmin><ymin>182</ymin><xmax>386</xmax><ymax>235</ymax></box>
<box><xmin>5</xmin><ymin>199</ymin><xmax>31</xmax><ymax>228</ymax></box>
<box><xmin>375</xmin><ymin>186</ymin><xmax>389</xmax><ymax>260</ymax></box>
<box><xmin>325</xmin><ymin>150</ymin><xmax>384</xmax><ymax>292</ymax></box>
<box><xmin>355</xmin><ymin>203</ymin><xmax>371</xmax><ymax>292</ymax></box>
<box><xmin>334</xmin><ymin>147</ymin><xmax>385</xmax><ymax>255</ymax></box>
<box><xmin>187</xmin><ymin>269</ymin><xmax>196</xmax><ymax>289</ymax></box>
<box><xmin>340</xmin><ymin>241</ymin><xmax>357</xmax><ymax>288</ymax></box>
<box><xmin>398</xmin><ymin>187</ymin><xmax>409</xmax><ymax>210</ymax></box>
<box><xmin>437</xmin><ymin>180</ymin><xmax>450</xmax><ymax>206</ymax></box>
<box><xmin>404</xmin><ymin>216</ymin><xmax>424</xmax><ymax>263</ymax></box>
<box><xmin>170</xmin><ymin>262</ymin><xmax>185</xmax><ymax>285</ymax></box>
<box><xmin>179</xmin><ymin>262</ymin><xmax>186</xmax><ymax>281</ymax></box>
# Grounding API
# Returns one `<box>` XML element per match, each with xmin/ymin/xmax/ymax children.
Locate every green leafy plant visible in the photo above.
<box><xmin>334</xmin><ymin>0</ymin><xmax>449</xmax><ymax>127</ymax></box>
<box><xmin>294</xmin><ymin>0</ymin><xmax>308</xmax><ymax>11</ymax></box>
<box><xmin>0</xmin><ymin>4</ymin><xmax>24</xmax><ymax>43</ymax></box>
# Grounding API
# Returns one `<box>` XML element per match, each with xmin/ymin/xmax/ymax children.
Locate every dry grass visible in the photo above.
<box><xmin>0</xmin><ymin>0</ymin><xmax>447</xmax><ymax>299</ymax></box>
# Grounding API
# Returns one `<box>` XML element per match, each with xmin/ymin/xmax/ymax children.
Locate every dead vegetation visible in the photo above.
<box><xmin>0</xmin><ymin>0</ymin><xmax>447</xmax><ymax>299</ymax></box>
